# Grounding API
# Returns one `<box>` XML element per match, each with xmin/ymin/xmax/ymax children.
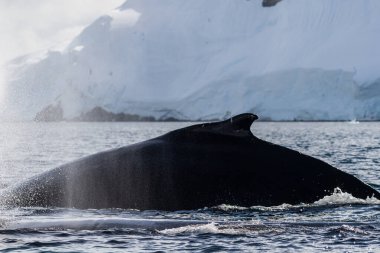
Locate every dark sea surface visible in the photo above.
<box><xmin>0</xmin><ymin>121</ymin><xmax>379</xmax><ymax>252</ymax></box>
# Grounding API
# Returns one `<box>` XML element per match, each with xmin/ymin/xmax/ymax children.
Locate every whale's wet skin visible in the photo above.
<box><xmin>1</xmin><ymin>121</ymin><xmax>380</xmax><ymax>252</ymax></box>
<box><xmin>1</xmin><ymin>114</ymin><xmax>379</xmax><ymax>210</ymax></box>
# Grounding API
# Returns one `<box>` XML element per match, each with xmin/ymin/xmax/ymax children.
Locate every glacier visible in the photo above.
<box><xmin>1</xmin><ymin>0</ymin><xmax>380</xmax><ymax>121</ymax></box>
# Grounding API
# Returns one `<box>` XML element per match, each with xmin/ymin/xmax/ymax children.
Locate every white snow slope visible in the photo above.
<box><xmin>2</xmin><ymin>0</ymin><xmax>380</xmax><ymax>121</ymax></box>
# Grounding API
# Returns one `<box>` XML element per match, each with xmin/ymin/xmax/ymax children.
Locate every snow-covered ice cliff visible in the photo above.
<box><xmin>2</xmin><ymin>0</ymin><xmax>380</xmax><ymax>121</ymax></box>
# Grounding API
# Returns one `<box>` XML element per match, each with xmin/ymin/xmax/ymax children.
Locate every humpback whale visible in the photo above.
<box><xmin>1</xmin><ymin>113</ymin><xmax>379</xmax><ymax>210</ymax></box>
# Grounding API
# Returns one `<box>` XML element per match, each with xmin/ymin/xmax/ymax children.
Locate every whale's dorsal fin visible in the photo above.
<box><xmin>228</xmin><ymin>113</ymin><xmax>258</xmax><ymax>132</ymax></box>
<box><xmin>164</xmin><ymin>113</ymin><xmax>259</xmax><ymax>139</ymax></box>
<box><xmin>192</xmin><ymin>113</ymin><xmax>258</xmax><ymax>137</ymax></box>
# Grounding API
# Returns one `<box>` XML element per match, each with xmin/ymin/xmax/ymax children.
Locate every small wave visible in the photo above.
<box><xmin>337</xmin><ymin>224</ymin><xmax>369</xmax><ymax>235</ymax></box>
<box><xmin>158</xmin><ymin>222</ymin><xmax>281</xmax><ymax>236</ymax></box>
<box><xmin>348</xmin><ymin>120</ymin><xmax>360</xmax><ymax>124</ymax></box>
<box><xmin>210</xmin><ymin>204</ymin><xmax>249</xmax><ymax>211</ymax></box>
<box><xmin>5</xmin><ymin>218</ymin><xmax>208</xmax><ymax>231</ymax></box>
<box><xmin>313</xmin><ymin>188</ymin><xmax>380</xmax><ymax>205</ymax></box>
<box><xmin>159</xmin><ymin>222</ymin><xmax>220</xmax><ymax>235</ymax></box>
<box><xmin>210</xmin><ymin>188</ymin><xmax>380</xmax><ymax>212</ymax></box>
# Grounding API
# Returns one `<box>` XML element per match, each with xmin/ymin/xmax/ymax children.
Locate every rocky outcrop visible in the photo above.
<box><xmin>262</xmin><ymin>0</ymin><xmax>282</xmax><ymax>7</ymax></box>
<box><xmin>34</xmin><ymin>104</ymin><xmax>64</xmax><ymax>122</ymax></box>
<box><xmin>34</xmin><ymin>105</ymin><xmax>191</xmax><ymax>122</ymax></box>
<box><xmin>75</xmin><ymin>107</ymin><xmax>156</xmax><ymax>122</ymax></box>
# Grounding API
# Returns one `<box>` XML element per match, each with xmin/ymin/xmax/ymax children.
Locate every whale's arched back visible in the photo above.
<box><xmin>167</xmin><ymin>113</ymin><xmax>258</xmax><ymax>138</ymax></box>
<box><xmin>1</xmin><ymin>113</ymin><xmax>379</xmax><ymax>210</ymax></box>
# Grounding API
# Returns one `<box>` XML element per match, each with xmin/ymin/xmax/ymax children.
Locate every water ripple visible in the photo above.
<box><xmin>0</xmin><ymin>122</ymin><xmax>379</xmax><ymax>252</ymax></box>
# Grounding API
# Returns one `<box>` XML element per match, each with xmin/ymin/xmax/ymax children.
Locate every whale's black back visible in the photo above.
<box><xmin>1</xmin><ymin>113</ymin><xmax>379</xmax><ymax>210</ymax></box>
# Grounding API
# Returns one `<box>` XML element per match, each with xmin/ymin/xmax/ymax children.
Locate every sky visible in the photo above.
<box><xmin>0</xmin><ymin>0</ymin><xmax>124</xmax><ymax>101</ymax></box>
<box><xmin>0</xmin><ymin>0</ymin><xmax>124</xmax><ymax>65</ymax></box>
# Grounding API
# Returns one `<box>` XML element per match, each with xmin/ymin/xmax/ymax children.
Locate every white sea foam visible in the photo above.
<box><xmin>159</xmin><ymin>222</ymin><xmax>220</xmax><ymax>235</ymax></box>
<box><xmin>339</xmin><ymin>224</ymin><xmax>369</xmax><ymax>235</ymax></box>
<box><xmin>158</xmin><ymin>222</ymin><xmax>281</xmax><ymax>236</ymax></box>
<box><xmin>211</xmin><ymin>188</ymin><xmax>380</xmax><ymax>212</ymax></box>
<box><xmin>313</xmin><ymin>188</ymin><xmax>380</xmax><ymax>205</ymax></box>
<box><xmin>211</xmin><ymin>204</ymin><xmax>249</xmax><ymax>211</ymax></box>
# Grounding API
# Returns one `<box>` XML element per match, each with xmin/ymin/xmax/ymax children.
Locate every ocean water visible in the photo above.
<box><xmin>0</xmin><ymin>121</ymin><xmax>380</xmax><ymax>252</ymax></box>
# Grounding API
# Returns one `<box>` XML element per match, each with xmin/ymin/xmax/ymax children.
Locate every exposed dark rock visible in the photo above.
<box><xmin>34</xmin><ymin>104</ymin><xmax>63</xmax><ymax>122</ymax></box>
<box><xmin>160</xmin><ymin>117</ymin><xmax>182</xmax><ymax>122</ymax></box>
<box><xmin>262</xmin><ymin>0</ymin><xmax>282</xmax><ymax>7</ymax></box>
<box><xmin>34</xmin><ymin>105</ymin><xmax>192</xmax><ymax>122</ymax></box>
<box><xmin>156</xmin><ymin>109</ymin><xmax>189</xmax><ymax>121</ymax></box>
<box><xmin>75</xmin><ymin>106</ymin><xmax>156</xmax><ymax>122</ymax></box>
